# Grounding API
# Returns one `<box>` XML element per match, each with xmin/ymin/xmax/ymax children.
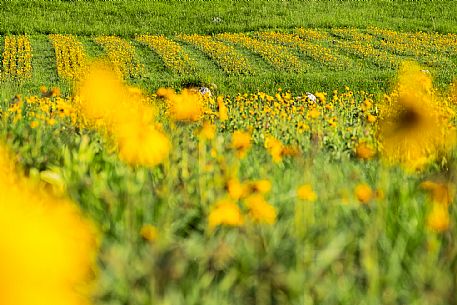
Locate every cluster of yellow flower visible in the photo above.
<box><xmin>0</xmin><ymin>145</ymin><xmax>98</xmax><ymax>305</ymax></box>
<box><xmin>49</xmin><ymin>34</ymin><xmax>87</xmax><ymax>81</ymax></box>
<box><xmin>216</xmin><ymin>32</ymin><xmax>305</xmax><ymax>72</ymax></box>
<box><xmin>156</xmin><ymin>87</ymin><xmax>206</xmax><ymax>122</ymax></box>
<box><xmin>296</xmin><ymin>28</ymin><xmax>331</xmax><ymax>42</ymax></box>
<box><xmin>330</xmin><ymin>28</ymin><xmax>398</xmax><ymax>69</ymax></box>
<box><xmin>176</xmin><ymin>34</ymin><xmax>253</xmax><ymax>74</ymax></box>
<box><xmin>208</xmin><ymin>177</ymin><xmax>277</xmax><ymax>230</ymax></box>
<box><xmin>95</xmin><ymin>36</ymin><xmax>144</xmax><ymax>78</ymax></box>
<box><xmin>367</xmin><ymin>27</ymin><xmax>455</xmax><ymax>68</ymax></box>
<box><xmin>0</xmin><ymin>35</ymin><xmax>32</xmax><ymax>81</ymax></box>
<box><xmin>255</xmin><ymin>31</ymin><xmax>353</xmax><ymax>71</ymax></box>
<box><xmin>216</xmin><ymin>88</ymin><xmax>376</xmax><ymax>154</ymax></box>
<box><xmin>136</xmin><ymin>35</ymin><xmax>196</xmax><ymax>74</ymax></box>
<box><xmin>4</xmin><ymin>87</ymin><xmax>78</xmax><ymax>128</ymax></box>
<box><xmin>77</xmin><ymin>62</ymin><xmax>170</xmax><ymax>166</ymax></box>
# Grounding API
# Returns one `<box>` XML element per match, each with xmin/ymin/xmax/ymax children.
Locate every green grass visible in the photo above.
<box><xmin>1</xmin><ymin>0</ymin><xmax>457</xmax><ymax>36</ymax></box>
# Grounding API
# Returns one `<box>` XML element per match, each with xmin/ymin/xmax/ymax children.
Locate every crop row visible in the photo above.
<box><xmin>0</xmin><ymin>35</ymin><xmax>32</xmax><ymax>81</ymax></box>
<box><xmin>1</xmin><ymin>29</ymin><xmax>456</xmax><ymax>82</ymax></box>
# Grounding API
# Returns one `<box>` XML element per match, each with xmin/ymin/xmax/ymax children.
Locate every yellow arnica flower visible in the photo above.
<box><xmin>355</xmin><ymin>183</ymin><xmax>373</xmax><ymax>204</ymax></box>
<box><xmin>355</xmin><ymin>142</ymin><xmax>376</xmax><ymax>160</ymax></box>
<box><xmin>116</xmin><ymin>123</ymin><xmax>171</xmax><ymax>167</ymax></box>
<box><xmin>249</xmin><ymin>179</ymin><xmax>272</xmax><ymax>194</ymax></box>
<box><xmin>427</xmin><ymin>203</ymin><xmax>450</xmax><ymax>232</ymax></box>
<box><xmin>78</xmin><ymin>62</ymin><xmax>170</xmax><ymax>167</ymax></box>
<box><xmin>158</xmin><ymin>87</ymin><xmax>203</xmax><ymax>122</ymax></box>
<box><xmin>227</xmin><ymin>178</ymin><xmax>247</xmax><ymax>200</ymax></box>
<box><xmin>264</xmin><ymin>135</ymin><xmax>284</xmax><ymax>163</ymax></box>
<box><xmin>0</xmin><ymin>146</ymin><xmax>98</xmax><ymax>305</ymax></box>
<box><xmin>420</xmin><ymin>181</ymin><xmax>454</xmax><ymax>206</ymax></box>
<box><xmin>245</xmin><ymin>194</ymin><xmax>277</xmax><ymax>224</ymax></box>
<box><xmin>199</xmin><ymin>122</ymin><xmax>216</xmax><ymax>140</ymax></box>
<box><xmin>231</xmin><ymin>130</ymin><xmax>251</xmax><ymax>158</ymax></box>
<box><xmin>217</xmin><ymin>96</ymin><xmax>228</xmax><ymax>122</ymax></box>
<box><xmin>140</xmin><ymin>224</ymin><xmax>159</xmax><ymax>242</ymax></box>
<box><xmin>208</xmin><ymin>199</ymin><xmax>244</xmax><ymax>230</ymax></box>
<box><xmin>297</xmin><ymin>184</ymin><xmax>317</xmax><ymax>202</ymax></box>
<box><xmin>378</xmin><ymin>61</ymin><xmax>456</xmax><ymax>171</ymax></box>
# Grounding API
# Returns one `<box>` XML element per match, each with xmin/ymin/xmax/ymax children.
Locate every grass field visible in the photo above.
<box><xmin>1</xmin><ymin>1</ymin><xmax>457</xmax><ymax>305</ymax></box>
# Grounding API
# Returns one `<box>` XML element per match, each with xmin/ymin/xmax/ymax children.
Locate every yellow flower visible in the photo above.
<box><xmin>78</xmin><ymin>62</ymin><xmax>170</xmax><ymax>167</ymax></box>
<box><xmin>39</xmin><ymin>85</ymin><xmax>48</xmax><ymax>96</ymax></box>
<box><xmin>355</xmin><ymin>142</ymin><xmax>376</xmax><ymax>160</ymax></box>
<box><xmin>244</xmin><ymin>194</ymin><xmax>277</xmax><ymax>224</ymax></box>
<box><xmin>315</xmin><ymin>92</ymin><xmax>326</xmax><ymax>103</ymax></box>
<box><xmin>140</xmin><ymin>224</ymin><xmax>158</xmax><ymax>242</ymax></box>
<box><xmin>427</xmin><ymin>203</ymin><xmax>450</xmax><ymax>232</ymax></box>
<box><xmin>30</xmin><ymin>121</ymin><xmax>39</xmax><ymax>128</ymax></box>
<box><xmin>0</xmin><ymin>145</ymin><xmax>98</xmax><ymax>305</ymax></box>
<box><xmin>264</xmin><ymin>135</ymin><xmax>283</xmax><ymax>163</ymax></box>
<box><xmin>297</xmin><ymin>184</ymin><xmax>317</xmax><ymax>202</ymax></box>
<box><xmin>199</xmin><ymin>122</ymin><xmax>216</xmax><ymax>140</ymax></box>
<box><xmin>420</xmin><ymin>181</ymin><xmax>453</xmax><ymax>206</ymax></box>
<box><xmin>167</xmin><ymin>89</ymin><xmax>203</xmax><ymax>122</ymax></box>
<box><xmin>249</xmin><ymin>179</ymin><xmax>272</xmax><ymax>194</ymax></box>
<box><xmin>307</xmin><ymin>108</ymin><xmax>320</xmax><ymax>119</ymax></box>
<box><xmin>217</xmin><ymin>96</ymin><xmax>228</xmax><ymax>121</ymax></box>
<box><xmin>378</xmin><ymin>61</ymin><xmax>455</xmax><ymax>171</ymax></box>
<box><xmin>355</xmin><ymin>183</ymin><xmax>373</xmax><ymax>204</ymax></box>
<box><xmin>367</xmin><ymin>113</ymin><xmax>377</xmax><ymax>123</ymax></box>
<box><xmin>231</xmin><ymin>130</ymin><xmax>251</xmax><ymax>158</ymax></box>
<box><xmin>208</xmin><ymin>199</ymin><xmax>244</xmax><ymax>230</ymax></box>
<box><xmin>116</xmin><ymin>123</ymin><xmax>171</xmax><ymax>167</ymax></box>
<box><xmin>227</xmin><ymin>178</ymin><xmax>247</xmax><ymax>200</ymax></box>
<box><xmin>51</xmin><ymin>87</ymin><xmax>61</xmax><ymax>97</ymax></box>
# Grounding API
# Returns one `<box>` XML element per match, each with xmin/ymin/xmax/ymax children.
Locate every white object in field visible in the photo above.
<box><xmin>199</xmin><ymin>87</ymin><xmax>212</xmax><ymax>96</ymax></box>
<box><xmin>305</xmin><ymin>92</ymin><xmax>317</xmax><ymax>103</ymax></box>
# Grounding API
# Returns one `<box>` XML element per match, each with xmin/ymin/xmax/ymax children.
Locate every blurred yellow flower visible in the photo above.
<box><xmin>264</xmin><ymin>135</ymin><xmax>284</xmax><ymax>163</ymax></box>
<box><xmin>427</xmin><ymin>203</ymin><xmax>450</xmax><ymax>232</ymax></box>
<box><xmin>208</xmin><ymin>199</ymin><xmax>244</xmax><ymax>230</ymax></box>
<box><xmin>78</xmin><ymin>62</ymin><xmax>170</xmax><ymax>167</ymax></box>
<box><xmin>231</xmin><ymin>130</ymin><xmax>251</xmax><ymax>158</ymax></box>
<box><xmin>355</xmin><ymin>142</ymin><xmax>376</xmax><ymax>160</ymax></box>
<box><xmin>297</xmin><ymin>184</ymin><xmax>317</xmax><ymax>202</ymax></box>
<box><xmin>378</xmin><ymin>61</ymin><xmax>456</xmax><ymax>171</ymax></box>
<box><xmin>199</xmin><ymin>122</ymin><xmax>216</xmax><ymax>140</ymax></box>
<box><xmin>420</xmin><ymin>181</ymin><xmax>454</xmax><ymax>206</ymax></box>
<box><xmin>140</xmin><ymin>224</ymin><xmax>159</xmax><ymax>242</ymax></box>
<box><xmin>227</xmin><ymin>178</ymin><xmax>247</xmax><ymax>200</ymax></box>
<box><xmin>355</xmin><ymin>183</ymin><xmax>373</xmax><ymax>204</ymax></box>
<box><xmin>245</xmin><ymin>194</ymin><xmax>277</xmax><ymax>224</ymax></box>
<box><xmin>0</xmin><ymin>145</ymin><xmax>98</xmax><ymax>305</ymax></box>
<box><xmin>116</xmin><ymin>123</ymin><xmax>171</xmax><ymax>167</ymax></box>
<box><xmin>249</xmin><ymin>179</ymin><xmax>272</xmax><ymax>194</ymax></box>
<box><xmin>217</xmin><ymin>96</ymin><xmax>228</xmax><ymax>121</ymax></box>
<box><xmin>160</xmin><ymin>88</ymin><xmax>203</xmax><ymax>122</ymax></box>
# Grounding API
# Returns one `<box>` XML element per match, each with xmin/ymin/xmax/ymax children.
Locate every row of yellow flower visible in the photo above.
<box><xmin>255</xmin><ymin>31</ymin><xmax>353</xmax><ymax>71</ymax></box>
<box><xmin>328</xmin><ymin>28</ymin><xmax>399</xmax><ymax>69</ymax></box>
<box><xmin>367</xmin><ymin>27</ymin><xmax>456</xmax><ymax>68</ymax></box>
<box><xmin>49</xmin><ymin>34</ymin><xmax>87</xmax><ymax>81</ymax></box>
<box><xmin>95</xmin><ymin>36</ymin><xmax>144</xmax><ymax>79</ymax></box>
<box><xmin>216</xmin><ymin>32</ymin><xmax>305</xmax><ymax>72</ymax></box>
<box><xmin>0</xmin><ymin>35</ymin><xmax>32</xmax><ymax>81</ymax></box>
<box><xmin>176</xmin><ymin>34</ymin><xmax>254</xmax><ymax>74</ymax></box>
<box><xmin>136</xmin><ymin>35</ymin><xmax>196</xmax><ymax>74</ymax></box>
